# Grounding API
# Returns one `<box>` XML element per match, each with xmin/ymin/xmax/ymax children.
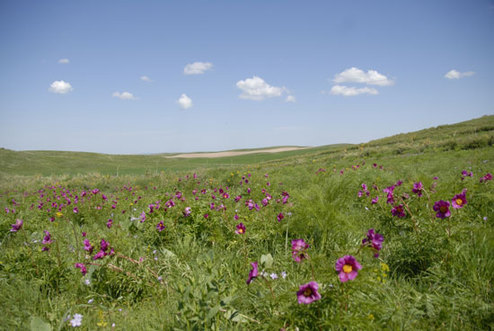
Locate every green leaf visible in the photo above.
<box><xmin>260</xmin><ymin>253</ymin><xmax>273</xmax><ymax>268</ymax></box>
<box><xmin>30</xmin><ymin>316</ymin><xmax>52</xmax><ymax>331</ymax></box>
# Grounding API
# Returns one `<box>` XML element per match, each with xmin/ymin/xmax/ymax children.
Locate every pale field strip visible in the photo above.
<box><xmin>167</xmin><ymin>147</ymin><xmax>308</xmax><ymax>159</ymax></box>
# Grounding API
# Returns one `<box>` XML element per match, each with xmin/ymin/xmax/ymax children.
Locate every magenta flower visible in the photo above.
<box><xmin>183</xmin><ymin>207</ymin><xmax>192</xmax><ymax>217</ymax></box>
<box><xmin>451</xmin><ymin>192</ymin><xmax>467</xmax><ymax>209</ymax></box>
<box><xmin>362</xmin><ymin>229</ymin><xmax>384</xmax><ymax>257</ymax></box>
<box><xmin>93</xmin><ymin>250</ymin><xmax>105</xmax><ymax>260</ymax></box>
<box><xmin>83</xmin><ymin>239</ymin><xmax>93</xmax><ymax>253</ymax></box>
<box><xmin>335</xmin><ymin>255</ymin><xmax>362</xmax><ymax>282</ymax></box>
<box><xmin>480</xmin><ymin>173</ymin><xmax>492</xmax><ymax>183</ymax></box>
<box><xmin>246</xmin><ymin>261</ymin><xmax>259</xmax><ymax>284</ymax></box>
<box><xmin>297</xmin><ymin>281</ymin><xmax>321</xmax><ymax>304</ymax></box>
<box><xmin>391</xmin><ymin>204</ymin><xmax>406</xmax><ymax>218</ymax></box>
<box><xmin>235</xmin><ymin>223</ymin><xmax>246</xmax><ymax>234</ymax></box>
<box><xmin>100</xmin><ymin>239</ymin><xmax>109</xmax><ymax>252</ymax></box>
<box><xmin>277</xmin><ymin>212</ymin><xmax>284</xmax><ymax>222</ymax></box>
<box><xmin>106</xmin><ymin>219</ymin><xmax>113</xmax><ymax>229</ymax></box>
<box><xmin>412</xmin><ymin>182</ymin><xmax>423</xmax><ymax>197</ymax></box>
<box><xmin>371</xmin><ymin>196</ymin><xmax>379</xmax><ymax>204</ymax></box>
<box><xmin>75</xmin><ymin>263</ymin><xmax>87</xmax><ymax>276</ymax></box>
<box><xmin>433</xmin><ymin>200</ymin><xmax>451</xmax><ymax>218</ymax></box>
<box><xmin>10</xmin><ymin>219</ymin><xmax>23</xmax><ymax>232</ymax></box>
<box><xmin>42</xmin><ymin>230</ymin><xmax>53</xmax><ymax>245</ymax></box>
<box><xmin>156</xmin><ymin>221</ymin><xmax>166</xmax><ymax>232</ymax></box>
<box><xmin>291</xmin><ymin>239</ymin><xmax>309</xmax><ymax>262</ymax></box>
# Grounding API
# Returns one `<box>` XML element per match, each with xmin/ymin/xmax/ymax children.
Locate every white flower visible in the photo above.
<box><xmin>84</xmin><ymin>279</ymin><xmax>91</xmax><ymax>285</ymax></box>
<box><xmin>281</xmin><ymin>271</ymin><xmax>287</xmax><ymax>279</ymax></box>
<box><xmin>70</xmin><ymin>314</ymin><xmax>83</xmax><ymax>327</ymax></box>
<box><xmin>88</xmin><ymin>299</ymin><xmax>93</xmax><ymax>304</ymax></box>
<box><xmin>270</xmin><ymin>273</ymin><xmax>278</xmax><ymax>280</ymax></box>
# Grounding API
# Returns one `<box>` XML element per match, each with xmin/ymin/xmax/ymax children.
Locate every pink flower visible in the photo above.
<box><xmin>246</xmin><ymin>261</ymin><xmax>258</xmax><ymax>284</ymax></box>
<box><xmin>335</xmin><ymin>255</ymin><xmax>362</xmax><ymax>282</ymax></box>
<box><xmin>297</xmin><ymin>281</ymin><xmax>321</xmax><ymax>304</ymax></box>
<box><xmin>10</xmin><ymin>219</ymin><xmax>23</xmax><ymax>232</ymax></box>
<box><xmin>291</xmin><ymin>239</ymin><xmax>309</xmax><ymax>262</ymax></box>
<box><xmin>235</xmin><ymin>223</ymin><xmax>246</xmax><ymax>234</ymax></box>
<box><xmin>451</xmin><ymin>191</ymin><xmax>467</xmax><ymax>209</ymax></box>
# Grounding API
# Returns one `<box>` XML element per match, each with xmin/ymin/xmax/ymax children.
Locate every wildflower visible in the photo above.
<box><xmin>100</xmin><ymin>239</ymin><xmax>109</xmax><ymax>252</ymax></box>
<box><xmin>83</xmin><ymin>239</ymin><xmax>93</xmax><ymax>253</ymax></box>
<box><xmin>281</xmin><ymin>271</ymin><xmax>287</xmax><ymax>279</ymax></box>
<box><xmin>371</xmin><ymin>196</ymin><xmax>379</xmax><ymax>204</ymax></box>
<box><xmin>73</xmin><ymin>207</ymin><xmax>79</xmax><ymax>214</ymax></box>
<box><xmin>183</xmin><ymin>207</ymin><xmax>191</xmax><ymax>217</ymax></box>
<box><xmin>10</xmin><ymin>219</ymin><xmax>23</xmax><ymax>232</ymax></box>
<box><xmin>335</xmin><ymin>255</ymin><xmax>362</xmax><ymax>282</ymax></box>
<box><xmin>362</xmin><ymin>229</ymin><xmax>384</xmax><ymax>257</ymax></box>
<box><xmin>246</xmin><ymin>261</ymin><xmax>259</xmax><ymax>284</ymax></box>
<box><xmin>84</xmin><ymin>279</ymin><xmax>91</xmax><ymax>285</ymax></box>
<box><xmin>93</xmin><ymin>250</ymin><xmax>105</xmax><ymax>260</ymax></box>
<box><xmin>270</xmin><ymin>273</ymin><xmax>278</xmax><ymax>280</ymax></box>
<box><xmin>433</xmin><ymin>200</ymin><xmax>451</xmax><ymax>218</ymax></box>
<box><xmin>75</xmin><ymin>263</ymin><xmax>87</xmax><ymax>276</ymax></box>
<box><xmin>412</xmin><ymin>182</ymin><xmax>423</xmax><ymax>197</ymax></box>
<box><xmin>291</xmin><ymin>239</ymin><xmax>309</xmax><ymax>262</ymax></box>
<box><xmin>106</xmin><ymin>219</ymin><xmax>113</xmax><ymax>229</ymax></box>
<box><xmin>235</xmin><ymin>223</ymin><xmax>246</xmax><ymax>234</ymax></box>
<box><xmin>391</xmin><ymin>204</ymin><xmax>406</xmax><ymax>218</ymax></box>
<box><xmin>296</xmin><ymin>281</ymin><xmax>321</xmax><ymax>304</ymax></box>
<box><xmin>156</xmin><ymin>221</ymin><xmax>166</xmax><ymax>232</ymax></box>
<box><xmin>70</xmin><ymin>313</ymin><xmax>83</xmax><ymax>327</ymax></box>
<box><xmin>451</xmin><ymin>191</ymin><xmax>467</xmax><ymax>209</ymax></box>
<box><xmin>277</xmin><ymin>212</ymin><xmax>284</xmax><ymax>222</ymax></box>
<box><xmin>480</xmin><ymin>173</ymin><xmax>492</xmax><ymax>183</ymax></box>
<box><xmin>203</xmin><ymin>213</ymin><xmax>209</xmax><ymax>219</ymax></box>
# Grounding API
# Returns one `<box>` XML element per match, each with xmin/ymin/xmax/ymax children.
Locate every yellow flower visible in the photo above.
<box><xmin>56</xmin><ymin>212</ymin><xmax>63</xmax><ymax>218</ymax></box>
<box><xmin>368</xmin><ymin>314</ymin><xmax>375</xmax><ymax>320</ymax></box>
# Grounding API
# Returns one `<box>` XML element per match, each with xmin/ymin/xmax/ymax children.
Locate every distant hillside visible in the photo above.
<box><xmin>0</xmin><ymin>115</ymin><xmax>492</xmax><ymax>177</ymax></box>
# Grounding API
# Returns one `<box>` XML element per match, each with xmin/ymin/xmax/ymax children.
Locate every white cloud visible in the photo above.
<box><xmin>184</xmin><ymin>62</ymin><xmax>213</xmax><ymax>75</ymax></box>
<box><xmin>236</xmin><ymin>76</ymin><xmax>285</xmax><ymax>101</ymax></box>
<box><xmin>58</xmin><ymin>58</ymin><xmax>70</xmax><ymax>64</ymax></box>
<box><xmin>444</xmin><ymin>69</ymin><xmax>475</xmax><ymax>79</ymax></box>
<box><xmin>177</xmin><ymin>93</ymin><xmax>193</xmax><ymax>109</ymax></box>
<box><xmin>285</xmin><ymin>95</ymin><xmax>296</xmax><ymax>103</ymax></box>
<box><xmin>140</xmin><ymin>75</ymin><xmax>152</xmax><ymax>82</ymax></box>
<box><xmin>112</xmin><ymin>91</ymin><xmax>136</xmax><ymax>100</ymax></box>
<box><xmin>330</xmin><ymin>85</ymin><xmax>378</xmax><ymax>96</ymax></box>
<box><xmin>333</xmin><ymin>67</ymin><xmax>394</xmax><ymax>86</ymax></box>
<box><xmin>49</xmin><ymin>80</ymin><xmax>73</xmax><ymax>94</ymax></box>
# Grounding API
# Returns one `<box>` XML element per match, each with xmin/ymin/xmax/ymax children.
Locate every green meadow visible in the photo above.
<box><xmin>0</xmin><ymin>115</ymin><xmax>493</xmax><ymax>330</ymax></box>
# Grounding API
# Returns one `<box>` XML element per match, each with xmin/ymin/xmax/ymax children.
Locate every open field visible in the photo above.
<box><xmin>0</xmin><ymin>116</ymin><xmax>493</xmax><ymax>330</ymax></box>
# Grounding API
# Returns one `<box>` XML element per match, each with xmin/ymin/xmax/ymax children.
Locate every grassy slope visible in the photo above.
<box><xmin>0</xmin><ymin>116</ymin><xmax>493</xmax><ymax>330</ymax></box>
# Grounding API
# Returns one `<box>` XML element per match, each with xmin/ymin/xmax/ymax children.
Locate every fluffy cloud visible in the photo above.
<box><xmin>58</xmin><ymin>58</ymin><xmax>70</xmax><ymax>64</ymax></box>
<box><xmin>444</xmin><ymin>69</ymin><xmax>475</xmax><ymax>79</ymax></box>
<box><xmin>333</xmin><ymin>67</ymin><xmax>394</xmax><ymax>86</ymax></box>
<box><xmin>49</xmin><ymin>80</ymin><xmax>73</xmax><ymax>94</ymax></box>
<box><xmin>184</xmin><ymin>62</ymin><xmax>213</xmax><ymax>75</ymax></box>
<box><xmin>112</xmin><ymin>91</ymin><xmax>136</xmax><ymax>100</ymax></box>
<box><xmin>140</xmin><ymin>75</ymin><xmax>152</xmax><ymax>82</ymax></box>
<box><xmin>236</xmin><ymin>76</ymin><xmax>285</xmax><ymax>101</ymax></box>
<box><xmin>177</xmin><ymin>93</ymin><xmax>193</xmax><ymax>109</ymax></box>
<box><xmin>330</xmin><ymin>85</ymin><xmax>378</xmax><ymax>96</ymax></box>
<box><xmin>285</xmin><ymin>95</ymin><xmax>296</xmax><ymax>103</ymax></box>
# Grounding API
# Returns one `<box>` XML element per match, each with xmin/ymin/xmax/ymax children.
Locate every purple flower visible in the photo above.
<box><xmin>371</xmin><ymin>196</ymin><xmax>379</xmax><ymax>204</ymax></box>
<box><xmin>291</xmin><ymin>239</ymin><xmax>309</xmax><ymax>262</ymax></box>
<box><xmin>246</xmin><ymin>261</ymin><xmax>259</xmax><ymax>284</ymax></box>
<box><xmin>42</xmin><ymin>230</ymin><xmax>53</xmax><ymax>245</ymax></box>
<box><xmin>277</xmin><ymin>212</ymin><xmax>284</xmax><ymax>222</ymax></box>
<box><xmin>10</xmin><ymin>219</ymin><xmax>23</xmax><ymax>232</ymax></box>
<box><xmin>335</xmin><ymin>255</ymin><xmax>362</xmax><ymax>282</ymax></box>
<box><xmin>106</xmin><ymin>219</ymin><xmax>113</xmax><ymax>229</ymax></box>
<box><xmin>362</xmin><ymin>229</ymin><xmax>384</xmax><ymax>257</ymax></box>
<box><xmin>297</xmin><ymin>281</ymin><xmax>321</xmax><ymax>304</ymax></box>
<box><xmin>235</xmin><ymin>223</ymin><xmax>246</xmax><ymax>234</ymax></box>
<box><xmin>433</xmin><ymin>200</ymin><xmax>451</xmax><ymax>218</ymax></box>
<box><xmin>391</xmin><ymin>204</ymin><xmax>406</xmax><ymax>218</ymax></box>
<box><xmin>156</xmin><ymin>221</ymin><xmax>166</xmax><ymax>232</ymax></box>
<box><xmin>75</xmin><ymin>263</ymin><xmax>87</xmax><ymax>275</ymax></box>
<box><xmin>480</xmin><ymin>173</ymin><xmax>492</xmax><ymax>183</ymax></box>
<box><xmin>93</xmin><ymin>250</ymin><xmax>105</xmax><ymax>260</ymax></box>
<box><xmin>451</xmin><ymin>192</ymin><xmax>467</xmax><ymax>209</ymax></box>
<box><xmin>100</xmin><ymin>239</ymin><xmax>109</xmax><ymax>252</ymax></box>
<box><xmin>83</xmin><ymin>239</ymin><xmax>93</xmax><ymax>253</ymax></box>
<box><xmin>183</xmin><ymin>207</ymin><xmax>192</xmax><ymax>217</ymax></box>
<box><xmin>412</xmin><ymin>182</ymin><xmax>423</xmax><ymax>197</ymax></box>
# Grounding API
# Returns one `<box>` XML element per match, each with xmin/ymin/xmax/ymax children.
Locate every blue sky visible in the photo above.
<box><xmin>0</xmin><ymin>0</ymin><xmax>493</xmax><ymax>154</ymax></box>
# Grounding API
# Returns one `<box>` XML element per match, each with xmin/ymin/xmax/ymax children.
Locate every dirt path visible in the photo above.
<box><xmin>168</xmin><ymin>147</ymin><xmax>307</xmax><ymax>158</ymax></box>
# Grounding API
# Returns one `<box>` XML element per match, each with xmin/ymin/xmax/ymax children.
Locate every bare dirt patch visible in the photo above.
<box><xmin>168</xmin><ymin>147</ymin><xmax>307</xmax><ymax>158</ymax></box>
